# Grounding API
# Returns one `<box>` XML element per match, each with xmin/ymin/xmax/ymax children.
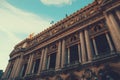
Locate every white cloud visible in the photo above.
<box><xmin>0</xmin><ymin>0</ymin><xmax>52</xmax><ymax>71</ymax></box>
<box><xmin>40</xmin><ymin>0</ymin><xmax>75</xmax><ymax>6</ymax></box>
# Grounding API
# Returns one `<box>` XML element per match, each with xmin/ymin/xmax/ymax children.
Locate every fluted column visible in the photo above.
<box><xmin>105</xmin><ymin>33</ymin><xmax>114</xmax><ymax>52</ymax></box>
<box><xmin>92</xmin><ymin>38</ymin><xmax>98</xmax><ymax>55</ymax></box>
<box><xmin>28</xmin><ymin>54</ymin><xmax>34</xmax><ymax>74</ymax></box>
<box><xmin>2</xmin><ymin>61</ymin><xmax>11</xmax><ymax>78</ymax></box>
<box><xmin>47</xmin><ymin>56</ymin><xmax>50</xmax><ymax>69</ymax></box>
<box><xmin>10</xmin><ymin>58</ymin><xmax>19</xmax><ymax>78</ymax></box>
<box><xmin>61</xmin><ymin>39</ymin><xmax>66</xmax><ymax>68</ymax></box>
<box><xmin>14</xmin><ymin>55</ymin><xmax>23</xmax><ymax>77</ymax></box>
<box><xmin>25</xmin><ymin>55</ymin><xmax>31</xmax><ymax>75</ymax></box>
<box><xmin>109</xmin><ymin>13</ymin><xmax>120</xmax><ymax>37</ymax></box>
<box><xmin>38</xmin><ymin>49</ymin><xmax>44</xmax><ymax>74</ymax></box>
<box><xmin>25</xmin><ymin>54</ymin><xmax>34</xmax><ymax>75</ymax></box>
<box><xmin>105</xmin><ymin>13</ymin><xmax>120</xmax><ymax>52</ymax></box>
<box><xmin>84</xmin><ymin>29</ymin><xmax>92</xmax><ymax>61</ymax></box>
<box><xmin>116</xmin><ymin>9</ymin><xmax>120</xmax><ymax>20</ymax></box>
<box><xmin>79</xmin><ymin>31</ymin><xmax>86</xmax><ymax>63</ymax></box>
<box><xmin>12</xmin><ymin>58</ymin><xmax>21</xmax><ymax>78</ymax></box>
<box><xmin>55</xmin><ymin>40</ymin><xmax>62</xmax><ymax>70</ymax></box>
<box><xmin>42</xmin><ymin>47</ymin><xmax>48</xmax><ymax>70</ymax></box>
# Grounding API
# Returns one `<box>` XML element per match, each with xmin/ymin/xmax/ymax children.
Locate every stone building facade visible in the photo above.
<box><xmin>2</xmin><ymin>0</ymin><xmax>120</xmax><ymax>80</ymax></box>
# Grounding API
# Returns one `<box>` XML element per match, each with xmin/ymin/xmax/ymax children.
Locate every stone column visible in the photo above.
<box><xmin>105</xmin><ymin>13</ymin><xmax>120</xmax><ymax>52</ymax></box>
<box><xmin>78</xmin><ymin>43</ymin><xmax>82</xmax><ymax>63</ymax></box>
<box><xmin>25</xmin><ymin>54</ymin><xmax>34</xmax><ymax>75</ymax></box>
<box><xmin>31</xmin><ymin>62</ymin><xmax>35</xmax><ymax>74</ymax></box>
<box><xmin>47</xmin><ymin>56</ymin><xmax>50</xmax><ymax>69</ymax></box>
<box><xmin>92</xmin><ymin>38</ymin><xmax>98</xmax><ymax>55</ymax></box>
<box><xmin>55</xmin><ymin>40</ymin><xmax>61</xmax><ymax>70</ymax></box>
<box><xmin>38</xmin><ymin>49</ymin><xmax>44</xmax><ymax>74</ymax></box>
<box><xmin>115</xmin><ymin>9</ymin><xmax>120</xmax><ymax>20</ymax></box>
<box><xmin>105</xmin><ymin>33</ymin><xmax>114</xmax><ymax>52</ymax></box>
<box><xmin>84</xmin><ymin>29</ymin><xmax>92</xmax><ymax>61</ymax></box>
<box><xmin>28</xmin><ymin>54</ymin><xmax>34</xmax><ymax>74</ymax></box>
<box><xmin>61</xmin><ymin>39</ymin><xmax>66</xmax><ymax>68</ymax></box>
<box><xmin>68</xmin><ymin>47</ymin><xmax>70</xmax><ymax>64</ymax></box>
<box><xmin>14</xmin><ymin>55</ymin><xmax>23</xmax><ymax>78</ymax></box>
<box><xmin>12</xmin><ymin>58</ymin><xmax>21</xmax><ymax>78</ymax></box>
<box><xmin>79</xmin><ymin>31</ymin><xmax>86</xmax><ymax>63</ymax></box>
<box><xmin>42</xmin><ymin>47</ymin><xmax>48</xmax><ymax>70</ymax></box>
<box><xmin>2</xmin><ymin>61</ymin><xmax>11</xmax><ymax>78</ymax></box>
<box><xmin>10</xmin><ymin>58</ymin><xmax>19</xmax><ymax>78</ymax></box>
<box><xmin>109</xmin><ymin>13</ymin><xmax>120</xmax><ymax>37</ymax></box>
<box><xmin>25</xmin><ymin>55</ymin><xmax>31</xmax><ymax>75</ymax></box>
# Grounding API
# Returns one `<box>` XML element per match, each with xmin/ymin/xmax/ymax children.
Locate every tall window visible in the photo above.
<box><xmin>49</xmin><ymin>53</ymin><xmax>56</xmax><ymax>69</ymax></box>
<box><xmin>20</xmin><ymin>63</ymin><xmax>27</xmax><ymax>77</ymax></box>
<box><xmin>70</xmin><ymin>44</ymin><xmax>79</xmax><ymax>64</ymax></box>
<box><xmin>33</xmin><ymin>59</ymin><xmax>40</xmax><ymax>74</ymax></box>
<box><xmin>95</xmin><ymin>34</ymin><xmax>110</xmax><ymax>54</ymax></box>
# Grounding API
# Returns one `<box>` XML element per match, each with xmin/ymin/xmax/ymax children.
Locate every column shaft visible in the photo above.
<box><xmin>2</xmin><ymin>62</ymin><xmax>11</xmax><ymax>78</ymax></box>
<box><xmin>38</xmin><ymin>49</ymin><xmax>44</xmax><ymax>74</ymax></box>
<box><xmin>68</xmin><ymin>47</ymin><xmax>70</xmax><ymax>64</ymax></box>
<box><xmin>84</xmin><ymin>29</ymin><xmax>92</xmax><ymax>61</ymax></box>
<box><xmin>10</xmin><ymin>58</ymin><xmax>19</xmax><ymax>78</ymax></box>
<box><xmin>109</xmin><ymin>13</ymin><xmax>120</xmax><ymax>38</ymax></box>
<box><xmin>12</xmin><ymin>58</ymin><xmax>21</xmax><ymax>78</ymax></box>
<box><xmin>105</xmin><ymin>13</ymin><xmax>120</xmax><ymax>51</ymax></box>
<box><xmin>105</xmin><ymin>33</ymin><xmax>114</xmax><ymax>52</ymax></box>
<box><xmin>25</xmin><ymin>54</ymin><xmax>34</xmax><ymax>75</ymax></box>
<box><xmin>14</xmin><ymin>55</ymin><xmax>23</xmax><ymax>77</ymax></box>
<box><xmin>79</xmin><ymin>31</ymin><xmax>86</xmax><ymax>63</ymax></box>
<box><xmin>55</xmin><ymin>41</ymin><xmax>61</xmax><ymax>70</ymax></box>
<box><xmin>47</xmin><ymin>56</ymin><xmax>50</xmax><ymax>69</ymax></box>
<box><xmin>28</xmin><ymin>54</ymin><xmax>34</xmax><ymax>74</ymax></box>
<box><xmin>61</xmin><ymin>39</ymin><xmax>66</xmax><ymax>68</ymax></box>
<box><xmin>25</xmin><ymin>55</ymin><xmax>31</xmax><ymax>75</ymax></box>
<box><xmin>42</xmin><ymin>47</ymin><xmax>48</xmax><ymax>70</ymax></box>
<box><xmin>92</xmin><ymin>38</ymin><xmax>98</xmax><ymax>55</ymax></box>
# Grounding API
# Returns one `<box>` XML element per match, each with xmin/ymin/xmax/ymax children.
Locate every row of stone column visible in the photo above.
<box><xmin>105</xmin><ymin>9</ymin><xmax>120</xmax><ymax>52</ymax></box>
<box><xmin>2</xmin><ymin>23</ymin><xmax>95</xmax><ymax>79</ymax></box>
<box><xmin>60</xmin><ymin>29</ymin><xmax>93</xmax><ymax>67</ymax></box>
<box><xmin>22</xmin><ymin>8</ymin><xmax>120</xmax><ymax>74</ymax></box>
<box><xmin>3</xmin><ymin>8</ymin><xmax>120</xmax><ymax>79</ymax></box>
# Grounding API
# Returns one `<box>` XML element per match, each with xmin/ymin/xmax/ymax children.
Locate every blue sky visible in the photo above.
<box><xmin>0</xmin><ymin>0</ymin><xmax>94</xmax><ymax>71</ymax></box>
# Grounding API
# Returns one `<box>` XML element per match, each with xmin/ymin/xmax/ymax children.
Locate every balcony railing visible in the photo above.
<box><xmin>92</xmin><ymin>51</ymin><xmax>120</xmax><ymax>64</ymax></box>
<box><xmin>62</xmin><ymin>61</ymin><xmax>81</xmax><ymax>73</ymax></box>
<box><xmin>40</xmin><ymin>68</ymin><xmax>55</xmax><ymax>78</ymax></box>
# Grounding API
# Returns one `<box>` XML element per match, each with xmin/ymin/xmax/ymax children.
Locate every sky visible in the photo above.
<box><xmin>0</xmin><ymin>0</ymin><xmax>94</xmax><ymax>71</ymax></box>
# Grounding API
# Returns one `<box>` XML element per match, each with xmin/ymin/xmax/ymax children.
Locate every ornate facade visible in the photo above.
<box><xmin>2</xmin><ymin>0</ymin><xmax>120</xmax><ymax>80</ymax></box>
